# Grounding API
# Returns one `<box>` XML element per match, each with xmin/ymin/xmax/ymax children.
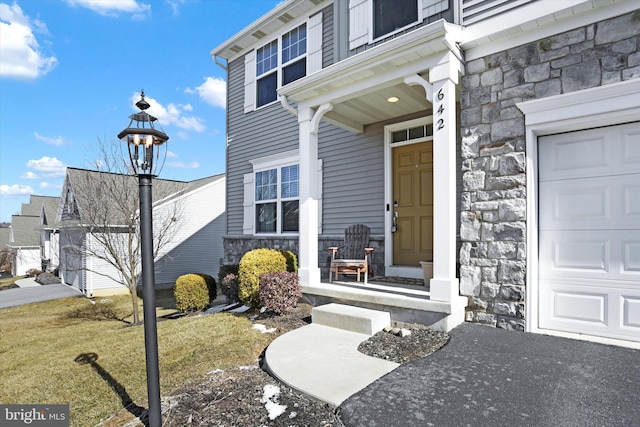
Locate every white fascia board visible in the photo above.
<box><xmin>462</xmin><ymin>0</ymin><xmax>637</xmax><ymax>61</ymax></box>
<box><xmin>281</xmin><ymin>20</ymin><xmax>461</xmax><ymax>104</ymax></box>
<box><xmin>211</xmin><ymin>0</ymin><xmax>331</xmax><ymax>63</ymax></box>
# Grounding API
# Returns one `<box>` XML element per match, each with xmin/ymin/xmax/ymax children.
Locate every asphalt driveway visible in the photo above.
<box><xmin>338</xmin><ymin>322</ymin><xmax>640</xmax><ymax>427</ymax></box>
<box><xmin>0</xmin><ymin>282</ymin><xmax>82</xmax><ymax>309</ymax></box>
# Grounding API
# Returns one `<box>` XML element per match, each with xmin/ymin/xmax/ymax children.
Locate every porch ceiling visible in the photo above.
<box><xmin>280</xmin><ymin>20</ymin><xmax>463</xmax><ymax>133</ymax></box>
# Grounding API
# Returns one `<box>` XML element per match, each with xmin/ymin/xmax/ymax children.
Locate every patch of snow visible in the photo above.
<box><xmin>207</xmin><ymin>369</ymin><xmax>223</xmax><ymax>375</ymax></box>
<box><xmin>261</xmin><ymin>384</ymin><xmax>287</xmax><ymax>420</ymax></box>
<box><xmin>252</xmin><ymin>323</ymin><xmax>277</xmax><ymax>334</ymax></box>
<box><xmin>260</xmin><ymin>306</ymin><xmax>268</xmax><ymax>313</ymax></box>
<box><xmin>289</xmin><ymin>411</ymin><xmax>297</xmax><ymax>418</ymax></box>
<box><xmin>239</xmin><ymin>365</ymin><xmax>258</xmax><ymax>371</ymax></box>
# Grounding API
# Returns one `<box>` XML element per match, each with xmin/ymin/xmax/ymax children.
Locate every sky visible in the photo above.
<box><xmin>0</xmin><ymin>0</ymin><xmax>281</xmax><ymax>223</ymax></box>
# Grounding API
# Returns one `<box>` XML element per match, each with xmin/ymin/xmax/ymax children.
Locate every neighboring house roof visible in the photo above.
<box><xmin>59</xmin><ymin>167</ymin><xmax>224</xmax><ymax>227</ymax></box>
<box><xmin>36</xmin><ymin>195</ymin><xmax>60</xmax><ymax>227</ymax></box>
<box><xmin>0</xmin><ymin>227</ymin><xmax>10</xmax><ymax>249</ymax></box>
<box><xmin>8</xmin><ymin>215</ymin><xmax>40</xmax><ymax>247</ymax></box>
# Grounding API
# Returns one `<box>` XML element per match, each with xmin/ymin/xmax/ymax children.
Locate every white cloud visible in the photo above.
<box><xmin>34</xmin><ymin>131</ymin><xmax>64</xmax><ymax>146</ymax></box>
<box><xmin>168</xmin><ymin>161</ymin><xmax>200</xmax><ymax>169</ymax></box>
<box><xmin>20</xmin><ymin>171</ymin><xmax>38</xmax><ymax>179</ymax></box>
<box><xmin>130</xmin><ymin>92</ymin><xmax>205</xmax><ymax>132</ymax></box>
<box><xmin>0</xmin><ymin>3</ymin><xmax>58</xmax><ymax>79</ymax></box>
<box><xmin>64</xmin><ymin>0</ymin><xmax>151</xmax><ymax>17</ymax></box>
<box><xmin>25</xmin><ymin>156</ymin><xmax>67</xmax><ymax>178</ymax></box>
<box><xmin>186</xmin><ymin>77</ymin><xmax>226</xmax><ymax>109</ymax></box>
<box><xmin>166</xmin><ymin>150</ymin><xmax>178</xmax><ymax>159</ymax></box>
<box><xmin>39</xmin><ymin>182</ymin><xmax>62</xmax><ymax>189</ymax></box>
<box><xmin>0</xmin><ymin>184</ymin><xmax>34</xmax><ymax>195</ymax></box>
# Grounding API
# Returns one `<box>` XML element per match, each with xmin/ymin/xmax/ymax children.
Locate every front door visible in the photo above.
<box><xmin>392</xmin><ymin>141</ymin><xmax>433</xmax><ymax>266</ymax></box>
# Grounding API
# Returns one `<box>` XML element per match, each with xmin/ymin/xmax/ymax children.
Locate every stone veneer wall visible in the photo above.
<box><xmin>223</xmin><ymin>235</ymin><xmax>385</xmax><ymax>280</ymax></box>
<box><xmin>459</xmin><ymin>11</ymin><xmax>640</xmax><ymax>331</ymax></box>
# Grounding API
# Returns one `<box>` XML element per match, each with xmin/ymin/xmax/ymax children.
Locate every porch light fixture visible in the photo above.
<box><xmin>118</xmin><ymin>89</ymin><xmax>169</xmax><ymax>427</ymax></box>
<box><xmin>387</xmin><ymin>96</ymin><xmax>399</xmax><ymax>103</ymax></box>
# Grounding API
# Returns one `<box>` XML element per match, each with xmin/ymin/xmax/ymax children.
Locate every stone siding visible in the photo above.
<box><xmin>223</xmin><ymin>235</ymin><xmax>385</xmax><ymax>280</ymax></box>
<box><xmin>459</xmin><ymin>11</ymin><xmax>640</xmax><ymax>331</ymax></box>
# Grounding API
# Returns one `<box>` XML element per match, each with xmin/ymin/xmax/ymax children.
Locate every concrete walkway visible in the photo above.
<box><xmin>264</xmin><ymin>303</ymin><xmax>399</xmax><ymax>406</ymax></box>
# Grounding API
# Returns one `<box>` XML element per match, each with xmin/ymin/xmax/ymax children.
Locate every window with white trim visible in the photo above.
<box><xmin>255</xmin><ymin>23</ymin><xmax>307</xmax><ymax>108</ymax></box>
<box><xmin>254</xmin><ymin>164</ymin><xmax>299</xmax><ymax>233</ymax></box>
<box><xmin>244</xmin><ymin>150</ymin><xmax>323</xmax><ymax>236</ymax></box>
<box><xmin>373</xmin><ymin>0</ymin><xmax>418</xmax><ymax>39</ymax></box>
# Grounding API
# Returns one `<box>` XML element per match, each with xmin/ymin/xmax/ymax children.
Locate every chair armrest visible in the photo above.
<box><xmin>364</xmin><ymin>248</ymin><xmax>374</xmax><ymax>254</ymax></box>
<box><xmin>327</xmin><ymin>247</ymin><xmax>339</xmax><ymax>259</ymax></box>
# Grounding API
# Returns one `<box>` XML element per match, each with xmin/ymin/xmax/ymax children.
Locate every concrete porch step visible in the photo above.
<box><xmin>312</xmin><ymin>303</ymin><xmax>391</xmax><ymax>335</ymax></box>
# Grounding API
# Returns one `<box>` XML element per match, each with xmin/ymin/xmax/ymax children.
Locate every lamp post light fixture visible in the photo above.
<box><xmin>118</xmin><ymin>90</ymin><xmax>169</xmax><ymax>427</ymax></box>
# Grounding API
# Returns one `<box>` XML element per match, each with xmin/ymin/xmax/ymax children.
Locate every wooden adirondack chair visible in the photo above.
<box><xmin>327</xmin><ymin>224</ymin><xmax>374</xmax><ymax>284</ymax></box>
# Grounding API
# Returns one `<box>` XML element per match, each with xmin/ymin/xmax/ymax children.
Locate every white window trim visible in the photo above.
<box><xmin>254</xmin><ymin>21</ymin><xmax>310</xmax><ymax>110</ymax></box>
<box><xmin>244</xmin><ymin>149</ymin><xmax>323</xmax><ymax>236</ymax></box>
<box><xmin>349</xmin><ymin>0</ymin><xmax>424</xmax><ymax>49</ymax></box>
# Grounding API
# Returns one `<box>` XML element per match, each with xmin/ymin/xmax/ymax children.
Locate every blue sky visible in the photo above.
<box><xmin>0</xmin><ymin>0</ymin><xmax>280</xmax><ymax>223</ymax></box>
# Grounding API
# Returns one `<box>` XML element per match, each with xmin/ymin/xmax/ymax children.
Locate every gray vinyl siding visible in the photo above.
<box><xmin>226</xmin><ymin>55</ymin><xmax>300</xmax><ymax>235</ymax></box>
<box><xmin>462</xmin><ymin>0</ymin><xmax>536</xmax><ymax>25</ymax></box>
<box><xmin>321</xmin><ymin>4</ymin><xmax>334</xmax><ymax>68</ymax></box>
<box><xmin>319</xmin><ymin>122</ymin><xmax>385</xmax><ymax>235</ymax></box>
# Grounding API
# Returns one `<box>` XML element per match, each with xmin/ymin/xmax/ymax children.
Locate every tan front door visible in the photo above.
<box><xmin>392</xmin><ymin>141</ymin><xmax>433</xmax><ymax>266</ymax></box>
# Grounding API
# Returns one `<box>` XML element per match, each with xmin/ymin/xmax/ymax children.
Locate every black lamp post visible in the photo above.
<box><xmin>118</xmin><ymin>90</ymin><xmax>169</xmax><ymax>427</ymax></box>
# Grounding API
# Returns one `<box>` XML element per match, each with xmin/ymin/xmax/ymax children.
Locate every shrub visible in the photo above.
<box><xmin>174</xmin><ymin>274</ymin><xmax>210</xmax><ymax>313</ymax></box>
<box><xmin>259</xmin><ymin>272</ymin><xmax>302</xmax><ymax>314</ymax></box>
<box><xmin>194</xmin><ymin>273</ymin><xmax>217</xmax><ymax>301</ymax></box>
<box><xmin>26</xmin><ymin>268</ymin><xmax>43</xmax><ymax>278</ymax></box>
<box><xmin>218</xmin><ymin>264</ymin><xmax>239</xmax><ymax>285</ymax></box>
<box><xmin>238</xmin><ymin>248</ymin><xmax>287</xmax><ymax>308</ymax></box>
<box><xmin>221</xmin><ymin>273</ymin><xmax>240</xmax><ymax>303</ymax></box>
<box><xmin>280</xmin><ymin>250</ymin><xmax>298</xmax><ymax>273</ymax></box>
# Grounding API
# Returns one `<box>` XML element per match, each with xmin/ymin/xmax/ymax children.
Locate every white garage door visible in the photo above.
<box><xmin>538</xmin><ymin>122</ymin><xmax>640</xmax><ymax>343</ymax></box>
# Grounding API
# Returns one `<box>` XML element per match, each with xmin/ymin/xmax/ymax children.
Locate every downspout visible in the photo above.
<box><xmin>280</xmin><ymin>95</ymin><xmax>298</xmax><ymax>117</ymax></box>
<box><xmin>212</xmin><ymin>55</ymin><xmax>227</xmax><ymax>71</ymax></box>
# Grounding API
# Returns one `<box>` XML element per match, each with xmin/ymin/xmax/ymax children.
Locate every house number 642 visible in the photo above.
<box><xmin>436</xmin><ymin>88</ymin><xmax>445</xmax><ymax>131</ymax></box>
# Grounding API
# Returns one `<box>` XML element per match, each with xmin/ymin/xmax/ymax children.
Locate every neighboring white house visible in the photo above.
<box><xmin>57</xmin><ymin>168</ymin><xmax>226</xmax><ymax>297</ymax></box>
<box><xmin>5</xmin><ymin>195</ymin><xmax>60</xmax><ymax>276</ymax></box>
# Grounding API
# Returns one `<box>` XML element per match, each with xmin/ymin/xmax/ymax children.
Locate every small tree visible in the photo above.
<box><xmin>60</xmin><ymin>140</ymin><xmax>183</xmax><ymax>324</ymax></box>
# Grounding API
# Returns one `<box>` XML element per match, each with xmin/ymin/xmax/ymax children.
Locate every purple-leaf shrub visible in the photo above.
<box><xmin>221</xmin><ymin>273</ymin><xmax>240</xmax><ymax>303</ymax></box>
<box><xmin>259</xmin><ymin>272</ymin><xmax>301</xmax><ymax>314</ymax></box>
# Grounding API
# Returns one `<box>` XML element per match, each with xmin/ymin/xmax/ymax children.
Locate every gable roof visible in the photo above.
<box><xmin>59</xmin><ymin>168</ymin><xmax>224</xmax><ymax>227</ymax></box>
<box><xmin>8</xmin><ymin>215</ymin><xmax>40</xmax><ymax>247</ymax></box>
<box><xmin>0</xmin><ymin>227</ymin><xmax>10</xmax><ymax>249</ymax></box>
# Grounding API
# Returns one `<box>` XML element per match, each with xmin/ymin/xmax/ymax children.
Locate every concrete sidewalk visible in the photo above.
<box><xmin>337</xmin><ymin>323</ymin><xmax>640</xmax><ymax>427</ymax></box>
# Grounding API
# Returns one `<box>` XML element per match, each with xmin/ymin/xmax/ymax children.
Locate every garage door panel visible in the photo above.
<box><xmin>540</xmin><ymin>280</ymin><xmax>640</xmax><ymax>341</ymax></box>
<box><xmin>623</xmin><ymin>296</ymin><xmax>640</xmax><ymax>329</ymax></box>
<box><xmin>539</xmin><ymin>175</ymin><xmax>640</xmax><ymax>230</ymax></box>
<box><xmin>539</xmin><ymin>230</ymin><xmax>640</xmax><ymax>281</ymax></box>
<box><xmin>539</xmin><ymin>123</ymin><xmax>640</xmax><ymax>180</ymax></box>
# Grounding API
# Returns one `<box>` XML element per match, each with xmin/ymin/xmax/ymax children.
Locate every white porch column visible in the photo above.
<box><xmin>297</xmin><ymin>104</ymin><xmax>332</xmax><ymax>285</ymax></box>
<box><xmin>429</xmin><ymin>52</ymin><xmax>461</xmax><ymax>302</ymax></box>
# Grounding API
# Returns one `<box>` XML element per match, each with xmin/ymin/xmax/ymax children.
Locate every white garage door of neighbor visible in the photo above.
<box><xmin>538</xmin><ymin>122</ymin><xmax>640</xmax><ymax>343</ymax></box>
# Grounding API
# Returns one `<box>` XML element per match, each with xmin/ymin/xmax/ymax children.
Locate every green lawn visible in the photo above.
<box><xmin>0</xmin><ymin>293</ymin><xmax>273</xmax><ymax>427</ymax></box>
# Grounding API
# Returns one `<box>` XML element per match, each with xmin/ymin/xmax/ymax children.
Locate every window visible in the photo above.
<box><xmin>255</xmin><ymin>23</ymin><xmax>307</xmax><ymax>108</ymax></box>
<box><xmin>373</xmin><ymin>0</ymin><xmax>418</xmax><ymax>39</ymax></box>
<box><xmin>255</xmin><ymin>164</ymin><xmax>299</xmax><ymax>233</ymax></box>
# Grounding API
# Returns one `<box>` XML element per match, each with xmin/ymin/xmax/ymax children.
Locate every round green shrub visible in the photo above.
<box><xmin>194</xmin><ymin>273</ymin><xmax>216</xmax><ymax>301</ymax></box>
<box><xmin>238</xmin><ymin>248</ymin><xmax>287</xmax><ymax>308</ymax></box>
<box><xmin>174</xmin><ymin>274</ymin><xmax>210</xmax><ymax>313</ymax></box>
<box><xmin>280</xmin><ymin>250</ymin><xmax>298</xmax><ymax>273</ymax></box>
